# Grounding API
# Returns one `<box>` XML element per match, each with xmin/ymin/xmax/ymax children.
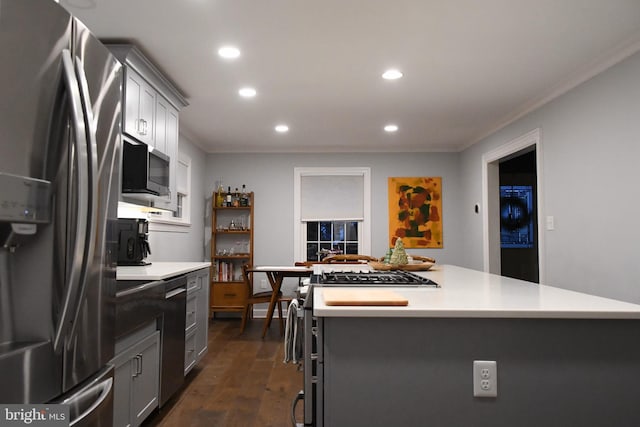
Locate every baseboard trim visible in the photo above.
<box><xmin>252</xmin><ymin>306</ymin><xmax>287</xmax><ymax>319</ymax></box>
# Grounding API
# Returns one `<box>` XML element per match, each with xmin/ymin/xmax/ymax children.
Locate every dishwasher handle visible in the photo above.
<box><xmin>116</xmin><ymin>280</ymin><xmax>165</xmax><ymax>298</ymax></box>
<box><xmin>165</xmin><ymin>287</ymin><xmax>186</xmax><ymax>299</ymax></box>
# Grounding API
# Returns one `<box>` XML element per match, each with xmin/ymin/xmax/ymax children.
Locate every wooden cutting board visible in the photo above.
<box><xmin>322</xmin><ymin>288</ymin><xmax>409</xmax><ymax>306</ymax></box>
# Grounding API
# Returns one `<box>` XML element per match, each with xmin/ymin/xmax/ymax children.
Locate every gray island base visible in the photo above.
<box><xmin>323</xmin><ymin>316</ymin><xmax>640</xmax><ymax>427</ymax></box>
<box><xmin>314</xmin><ymin>266</ymin><xmax>640</xmax><ymax>427</ymax></box>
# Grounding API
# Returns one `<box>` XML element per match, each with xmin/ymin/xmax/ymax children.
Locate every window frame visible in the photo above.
<box><xmin>148</xmin><ymin>153</ymin><xmax>192</xmax><ymax>232</ymax></box>
<box><xmin>293</xmin><ymin>167</ymin><xmax>371</xmax><ymax>262</ymax></box>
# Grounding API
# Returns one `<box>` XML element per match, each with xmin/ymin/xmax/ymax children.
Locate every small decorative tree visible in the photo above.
<box><xmin>389</xmin><ymin>238</ymin><xmax>409</xmax><ymax>265</ymax></box>
<box><xmin>383</xmin><ymin>247</ymin><xmax>393</xmax><ymax>264</ymax></box>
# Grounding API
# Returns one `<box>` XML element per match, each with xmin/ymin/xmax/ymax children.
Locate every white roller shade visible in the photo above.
<box><xmin>300</xmin><ymin>175</ymin><xmax>364</xmax><ymax>221</ymax></box>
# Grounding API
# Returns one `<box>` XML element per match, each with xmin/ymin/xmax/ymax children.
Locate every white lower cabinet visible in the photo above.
<box><xmin>112</xmin><ymin>322</ymin><xmax>160</xmax><ymax>427</ymax></box>
<box><xmin>185</xmin><ymin>268</ymin><xmax>210</xmax><ymax>375</ymax></box>
<box><xmin>184</xmin><ymin>329</ymin><xmax>197</xmax><ymax>375</ymax></box>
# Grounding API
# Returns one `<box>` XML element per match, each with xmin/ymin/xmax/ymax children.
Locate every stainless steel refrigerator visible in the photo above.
<box><xmin>0</xmin><ymin>0</ymin><xmax>122</xmax><ymax>425</ymax></box>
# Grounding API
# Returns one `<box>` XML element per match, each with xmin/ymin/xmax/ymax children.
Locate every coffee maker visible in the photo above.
<box><xmin>117</xmin><ymin>218</ymin><xmax>151</xmax><ymax>265</ymax></box>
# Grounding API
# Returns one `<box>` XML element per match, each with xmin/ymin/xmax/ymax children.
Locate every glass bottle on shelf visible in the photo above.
<box><xmin>216</xmin><ymin>179</ymin><xmax>224</xmax><ymax>207</ymax></box>
<box><xmin>233</xmin><ymin>188</ymin><xmax>240</xmax><ymax>207</ymax></box>
<box><xmin>226</xmin><ymin>186</ymin><xmax>232</xmax><ymax>207</ymax></box>
<box><xmin>240</xmin><ymin>184</ymin><xmax>248</xmax><ymax>207</ymax></box>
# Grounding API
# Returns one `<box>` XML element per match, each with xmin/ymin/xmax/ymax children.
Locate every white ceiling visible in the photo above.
<box><xmin>62</xmin><ymin>0</ymin><xmax>640</xmax><ymax>153</ymax></box>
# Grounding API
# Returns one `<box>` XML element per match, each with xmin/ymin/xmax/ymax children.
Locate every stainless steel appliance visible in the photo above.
<box><xmin>293</xmin><ymin>269</ymin><xmax>438</xmax><ymax>426</ymax></box>
<box><xmin>113</xmin><ymin>275</ymin><xmax>186</xmax><ymax>408</ymax></box>
<box><xmin>159</xmin><ymin>276</ymin><xmax>187</xmax><ymax>407</ymax></box>
<box><xmin>121</xmin><ymin>138</ymin><xmax>170</xmax><ymax>197</ymax></box>
<box><xmin>117</xmin><ymin>218</ymin><xmax>152</xmax><ymax>266</ymax></box>
<box><xmin>318</xmin><ymin>270</ymin><xmax>438</xmax><ymax>287</ymax></box>
<box><xmin>0</xmin><ymin>1</ymin><xmax>122</xmax><ymax>425</ymax></box>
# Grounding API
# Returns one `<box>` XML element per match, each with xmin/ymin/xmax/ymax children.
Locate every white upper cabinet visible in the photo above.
<box><xmin>124</xmin><ymin>68</ymin><xmax>156</xmax><ymax>146</ymax></box>
<box><xmin>153</xmin><ymin>96</ymin><xmax>179</xmax><ymax>211</ymax></box>
<box><xmin>108</xmin><ymin>44</ymin><xmax>188</xmax><ymax>212</ymax></box>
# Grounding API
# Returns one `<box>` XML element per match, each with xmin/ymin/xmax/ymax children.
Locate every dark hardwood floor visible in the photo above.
<box><xmin>143</xmin><ymin>317</ymin><xmax>303</xmax><ymax>427</ymax></box>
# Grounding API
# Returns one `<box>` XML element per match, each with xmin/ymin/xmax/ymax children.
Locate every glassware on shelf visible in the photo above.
<box><xmin>235</xmin><ymin>241</ymin><xmax>244</xmax><ymax>255</ymax></box>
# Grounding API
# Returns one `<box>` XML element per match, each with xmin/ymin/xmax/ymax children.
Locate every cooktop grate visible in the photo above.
<box><xmin>319</xmin><ymin>270</ymin><xmax>438</xmax><ymax>287</ymax></box>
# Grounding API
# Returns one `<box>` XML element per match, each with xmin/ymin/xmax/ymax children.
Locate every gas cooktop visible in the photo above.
<box><xmin>318</xmin><ymin>270</ymin><xmax>439</xmax><ymax>287</ymax></box>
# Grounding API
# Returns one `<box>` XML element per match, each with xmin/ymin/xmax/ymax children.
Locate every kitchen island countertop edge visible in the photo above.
<box><xmin>313</xmin><ymin>264</ymin><xmax>640</xmax><ymax>319</ymax></box>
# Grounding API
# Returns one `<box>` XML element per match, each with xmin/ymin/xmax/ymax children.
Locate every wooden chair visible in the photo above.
<box><xmin>321</xmin><ymin>254</ymin><xmax>378</xmax><ymax>263</ymax></box>
<box><xmin>240</xmin><ymin>264</ymin><xmax>287</xmax><ymax>334</ymax></box>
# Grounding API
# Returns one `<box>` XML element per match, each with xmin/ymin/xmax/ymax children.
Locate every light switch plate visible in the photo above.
<box><xmin>546</xmin><ymin>215</ymin><xmax>555</xmax><ymax>230</ymax></box>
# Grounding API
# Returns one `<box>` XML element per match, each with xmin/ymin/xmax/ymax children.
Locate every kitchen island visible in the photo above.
<box><xmin>312</xmin><ymin>265</ymin><xmax>640</xmax><ymax>427</ymax></box>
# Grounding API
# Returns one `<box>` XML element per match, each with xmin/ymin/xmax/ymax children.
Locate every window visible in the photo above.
<box><xmin>305</xmin><ymin>220</ymin><xmax>359</xmax><ymax>261</ymax></box>
<box><xmin>147</xmin><ymin>153</ymin><xmax>191</xmax><ymax>231</ymax></box>
<box><xmin>294</xmin><ymin>167</ymin><xmax>371</xmax><ymax>262</ymax></box>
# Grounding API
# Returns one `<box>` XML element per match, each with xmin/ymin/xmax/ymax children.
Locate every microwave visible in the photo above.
<box><xmin>121</xmin><ymin>139</ymin><xmax>170</xmax><ymax>196</ymax></box>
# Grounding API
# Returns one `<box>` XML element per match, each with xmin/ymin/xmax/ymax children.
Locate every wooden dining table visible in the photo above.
<box><xmin>248</xmin><ymin>265</ymin><xmax>313</xmax><ymax>338</ymax></box>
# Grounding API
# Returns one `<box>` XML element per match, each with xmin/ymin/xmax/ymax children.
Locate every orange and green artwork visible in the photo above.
<box><xmin>388</xmin><ymin>177</ymin><xmax>443</xmax><ymax>248</ymax></box>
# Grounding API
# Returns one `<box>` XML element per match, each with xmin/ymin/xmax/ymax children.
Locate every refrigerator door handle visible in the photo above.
<box><xmin>66</xmin><ymin>57</ymin><xmax>99</xmax><ymax>344</ymax></box>
<box><xmin>53</xmin><ymin>49</ymin><xmax>91</xmax><ymax>353</ymax></box>
<box><xmin>59</xmin><ymin>367</ymin><xmax>113</xmax><ymax>426</ymax></box>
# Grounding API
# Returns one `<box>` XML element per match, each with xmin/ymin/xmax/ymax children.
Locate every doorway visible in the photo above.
<box><xmin>499</xmin><ymin>150</ymin><xmax>538</xmax><ymax>282</ymax></box>
<box><xmin>482</xmin><ymin>128</ymin><xmax>544</xmax><ymax>284</ymax></box>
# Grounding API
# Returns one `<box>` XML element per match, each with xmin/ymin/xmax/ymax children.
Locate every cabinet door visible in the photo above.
<box><xmin>153</xmin><ymin>98</ymin><xmax>178</xmax><ymax>211</ymax></box>
<box><xmin>154</xmin><ymin>96</ymin><xmax>168</xmax><ymax>155</ymax></box>
<box><xmin>195</xmin><ymin>270</ymin><xmax>210</xmax><ymax>360</ymax></box>
<box><xmin>112</xmin><ymin>356</ymin><xmax>134</xmax><ymax>427</ymax></box>
<box><xmin>124</xmin><ymin>69</ymin><xmax>155</xmax><ymax>146</ymax></box>
<box><xmin>184</xmin><ymin>329</ymin><xmax>197</xmax><ymax>375</ymax></box>
<box><xmin>132</xmin><ymin>331</ymin><xmax>160</xmax><ymax>427</ymax></box>
<box><xmin>185</xmin><ymin>293</ymin><xmax>197</xmax><ymax>333</ymax></box>
<box><xmin>123</xmin><ymin>70</ymin><xmax>141</xmax><ymax>140</ymax></box>
<box><xmin>138</xmin><ymin>82</ymin><xmax>155</xmax><ymax>146</ymax></box>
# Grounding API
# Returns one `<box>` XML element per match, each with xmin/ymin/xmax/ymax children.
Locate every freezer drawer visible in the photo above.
<box><xmin>54</xmin><ymin>365</ymin><xmax>114</xmax><ymax>427</ymax></box>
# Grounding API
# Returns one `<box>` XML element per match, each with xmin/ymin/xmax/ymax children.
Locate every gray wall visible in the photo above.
<box><xmin>151</xmin><ymin>50</ymin><xmax>640</xmax><ymax>305</ymax></box>
<box><xmin>459</xmin><ymin>51</ymin><xmax>640</xmax><ymax>303</ymax></box>
<box><xmin>147</xmin><ymin>134</ymin><xmax>208</xmax><ymax>262</ymax></box>
<box><xmin>204</xmin><ymin>153</ymin><xmax>462</xmax><ymax>268</ymax></box>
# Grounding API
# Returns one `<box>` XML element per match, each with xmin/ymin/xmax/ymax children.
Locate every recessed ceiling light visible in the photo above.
<box><xmin>275</xmin><ymin>124</ymin><xmax>289</xmax><ymax>133</ymax></box>
<box><xmin>382</xmin><ymin>69</ymin><xmax>403</xmax><ymax>80</ymax></box>
<box><xmin>218</xmin><ymin>46</ymin><xmax>240</xmax><ymax>59</ymax></box>
<box><xmin>384</xmin><ymin>124</ymin><xmax>399</xmax><ymax>132</ymax></box>
<box><xmin>238</xmin><ymin>87</ymin><xmax>256</xmax><ymax>98</ymax></box>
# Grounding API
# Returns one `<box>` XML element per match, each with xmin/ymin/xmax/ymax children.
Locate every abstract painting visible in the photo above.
<box><xmin>388</xmin><ymin>177</ymin><xmax>443</xmax><ymax>248</ymax></box>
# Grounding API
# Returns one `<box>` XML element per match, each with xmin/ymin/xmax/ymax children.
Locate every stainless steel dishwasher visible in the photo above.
<box><xmin>159</xmin><ymin>275</ymin><xmax>187</xmax><ymax>407</ymax></box>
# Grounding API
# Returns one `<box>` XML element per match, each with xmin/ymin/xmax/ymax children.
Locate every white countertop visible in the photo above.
<box><xmin>313</xmin><ymin>264</ymin><xmax>640</xmax><ymax>319</ymax></box>
<box><xmin>117</xmin><ymin>262</ymin><xmax>210</xmax><ymax>281</ymax></box>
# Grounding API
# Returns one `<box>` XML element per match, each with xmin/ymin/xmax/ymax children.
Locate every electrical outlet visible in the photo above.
<box><xmin>473</xmin><ymin>360</ymin><xmax>497</xmax><ymax>397</ymax></box>
<box><xmin>260</xmin><ymin>279</ymin><xmax>268</xmax><ymax>289</ymax></box>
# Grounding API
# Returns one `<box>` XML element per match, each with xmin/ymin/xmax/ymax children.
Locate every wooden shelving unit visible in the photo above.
<box><xmin>210</xmin><ymin>192</ymin><xmax>254</xmax><ymax>314</ymax></box>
